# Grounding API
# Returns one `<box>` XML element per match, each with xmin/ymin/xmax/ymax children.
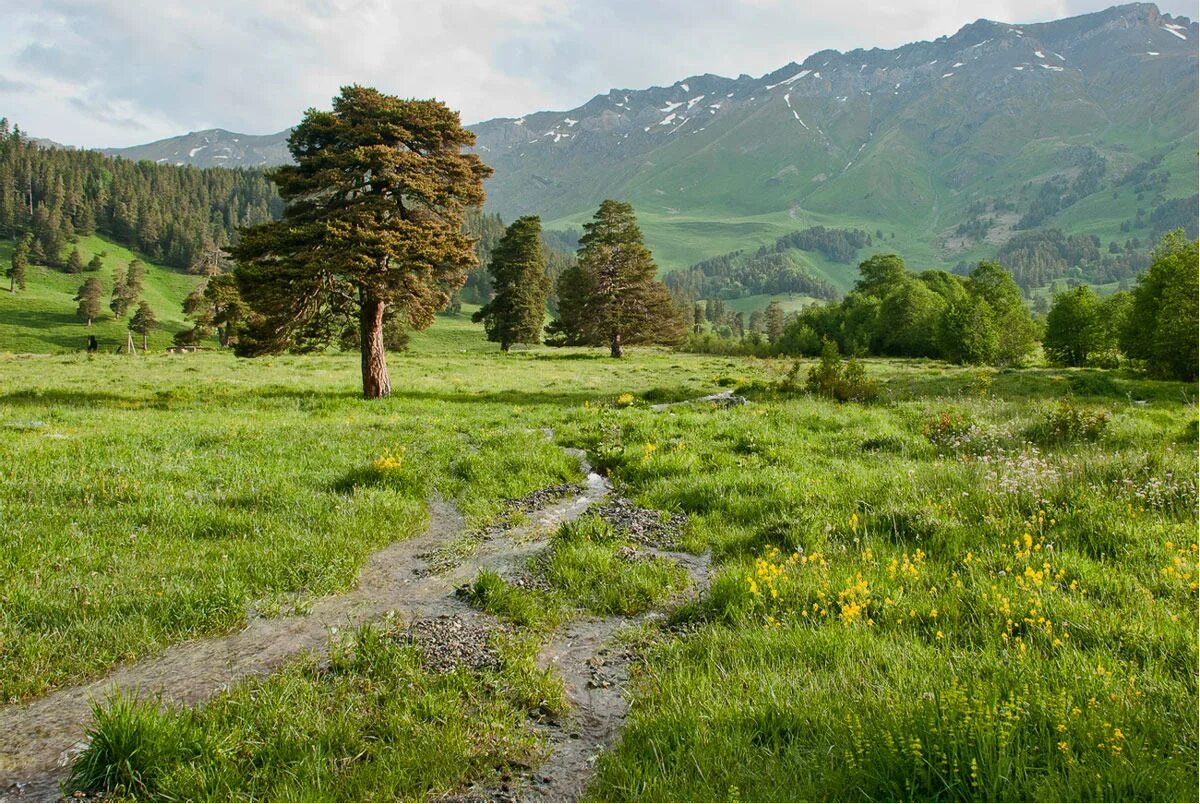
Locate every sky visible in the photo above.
<box><xmin>1</xmin><ymin>0</ymin><xmax>1194</xmax><ymax>148</ymax></box>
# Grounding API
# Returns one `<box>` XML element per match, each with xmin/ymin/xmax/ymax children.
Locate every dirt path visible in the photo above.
<box><xmin>0</xmin><ymin>443</ymin><xmax>708</xmax><ymax>803</ymax></box>
<box><xmin>520</xmin><ymin>546</ymin><xmax>710</xmax><ymax>803</ymax></box>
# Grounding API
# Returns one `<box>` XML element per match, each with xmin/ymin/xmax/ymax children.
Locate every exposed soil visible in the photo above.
<box><xmin>0</xmin><ymin>439</ymin><xmax>709</xmax><ymax>804</ymax></box>
<box><xmin>403</xmin><ymin>615</ymin><xmax>505</xmax><ymax>674</ymax></box>
<box><xmin>517</xmin><ymin>546</ymin><xmax>710</xmax><ymax>803</ymax></box>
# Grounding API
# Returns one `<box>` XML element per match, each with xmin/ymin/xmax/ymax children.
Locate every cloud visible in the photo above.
<box><xmin>0</xmin><ymin>0</ymin><xmax>1193</xmax><ymax>148</ymax></box>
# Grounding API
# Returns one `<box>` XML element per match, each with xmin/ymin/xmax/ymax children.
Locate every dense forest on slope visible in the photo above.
<box><xmin>0</xmin><ymin>121</ymin><xmax>280</xmax><ymax>273</ymax></box>
<box><xmin>663</xmin><ymin>226</ymin><xmax>858</xmax><ymax>302</ymax></box>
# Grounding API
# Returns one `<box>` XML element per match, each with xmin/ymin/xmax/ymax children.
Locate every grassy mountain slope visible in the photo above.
<box><xmin>472</xmin><ymin>4</ymin><xmax>1197</xmax><ymax>278</ymax></box>
<box><xmin>0</xmin><ymin>235</ymin><xmax>201</xmax><ymax>354</ymax></box>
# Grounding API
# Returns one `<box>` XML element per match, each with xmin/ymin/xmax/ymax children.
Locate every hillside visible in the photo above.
<box><xmin>469</xmin><ymin>3</ymin><xmax>1197</xmax><ymax>276</ymax></box>
<box><xmin>0</xmin><ymin>235</ymin><xmax>202</xmax><ymax>353</ymax></box>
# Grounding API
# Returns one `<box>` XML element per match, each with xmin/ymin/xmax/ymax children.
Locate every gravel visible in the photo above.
<box><xmin>589</xmin><ymin>496</ymin><xmax>688</xmax><ymax>549</ymax></box>
<box><xmin>502</xmin><ymin>483</ymin><xmax>583</xmax><ymax>514</ymax></box>
<box><xmin>399</xmin><ymin>615</ymin><xmax>503</xmax><ymax>673</ymax></box>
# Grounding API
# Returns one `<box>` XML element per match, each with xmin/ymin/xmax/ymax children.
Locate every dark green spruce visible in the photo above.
<box><xmin>472</xmin><ymin>216</ymin><xmax>550</xmax><ymax>352</ymax></box>
<box><xmin>548</xmin><ymin>200</ymin><xmax>684</xmax><ymax>357</ymax></box>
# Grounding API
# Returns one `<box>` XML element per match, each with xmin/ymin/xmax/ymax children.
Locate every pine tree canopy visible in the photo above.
<box><xmin>228</xmin><ymin>85</ymin><xmax>492</xmax><ymax>398</ymax></box>
<box><xmin>547</xmin><ymin>200</ymin><xmax>684</xmax><ymax>357</ymax></box>
<box><xmin>472</xmin><ymin>215</ymin><xmax>549</xmax><ymax>351</ymax></box>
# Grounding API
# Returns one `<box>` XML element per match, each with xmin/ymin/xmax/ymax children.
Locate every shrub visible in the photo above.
<box><xmin>921</xmin><ymin>409</ymin><xmax>1001</xmax><ymax>455</ymax></box>
<box><xmin>1031</xmin><ymin>399</ymin><xmax>1111</xmax><ymax>444</ymax></box>
<box><xmin>804</xmin><ymin>339</ymin><xmax>879</xmax><ymax>403</ymax></box>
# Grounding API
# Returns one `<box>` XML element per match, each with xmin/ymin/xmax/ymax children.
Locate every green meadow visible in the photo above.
<box><xmin>1</xmin><ymin>316</ymin><xmax>1195</xmax><ymax>800</ymax></box>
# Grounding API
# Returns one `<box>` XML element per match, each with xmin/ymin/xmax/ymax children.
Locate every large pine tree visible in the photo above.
<box><xmin>547</xmin><ymin>200</ymin><xmax>683</xmax><ymax>357</ymax></box>
<box><xmin>472</xmin><ymin>216</ymin><xmax>549</xmax><ymax>351</ymax></box>
<box><xmin>229</xmin><ymin>86</ymin><xmax>491</xmax><ymax>398</ymax></box>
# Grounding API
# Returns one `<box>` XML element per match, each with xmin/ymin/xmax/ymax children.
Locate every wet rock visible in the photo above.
<box><xmin>502</xmin><ymin>483</ymin><xmax>583</xmax><ymax>515</ymax></box>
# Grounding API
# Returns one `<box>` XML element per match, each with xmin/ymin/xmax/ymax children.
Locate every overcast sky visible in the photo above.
<box><xmin>1</xmin><ymin>0</ymin><xmax>1194</xmax><ymax>148</ymax></box>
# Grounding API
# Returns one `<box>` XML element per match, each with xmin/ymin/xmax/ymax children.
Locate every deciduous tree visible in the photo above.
<box><xmin>1121</xmin><ymin>230</ymin><xmax>1199</xmax><ymax>380</ymax></box>
<box><xmin>1044</xmin><ymin>285</ymin><xmax>1103</xmax><ymax>366</ymax></box>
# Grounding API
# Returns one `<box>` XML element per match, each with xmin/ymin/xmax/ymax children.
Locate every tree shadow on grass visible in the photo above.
<box><xmin>0</xmin><ymin>385</ymin><xmax>608</xmax><ymax>410</ymax></box>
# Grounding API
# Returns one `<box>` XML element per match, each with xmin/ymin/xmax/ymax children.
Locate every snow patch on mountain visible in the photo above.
<box><xmin>765</xmin><ymin>69</ymin><xmax>811</xmax><ymax>89</ymax></box>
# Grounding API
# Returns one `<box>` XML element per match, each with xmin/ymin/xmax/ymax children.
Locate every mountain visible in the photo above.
<box><xmin>102</xmin><ymin>128</ymin><xmax>291</xmax><ymax>168</ymax></box>
<box><xmin>467</xmin><ymin>3</ymin><xmax>1197</xmax><ymax>276</ymax></box>
<box><xmin>90</xmin><ymin>3</ymin><xmax>1198</xmax><ymax>286</ymax></box>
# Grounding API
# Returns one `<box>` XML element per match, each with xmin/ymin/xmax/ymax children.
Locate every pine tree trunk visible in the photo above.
<box><xmin>142</xmin><ymin>333</ymin><xmax>148</xmax><ymax>351</ymax></box>
<box><xmin>610</xmin><ymin>330</ymin><xmax>622</xmax><ymax>358</ymax></box>
<box><xmin>218</xmin><ymin>327</ymin><xmax>229</xmax><ymax>348</ymax></box>
<box><xmin>360</xmin><ymin>294</ymin><xmax>391</xmax><ymax>399</ymax></box>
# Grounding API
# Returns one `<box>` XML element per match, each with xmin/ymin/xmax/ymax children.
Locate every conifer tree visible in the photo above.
<box><xmin>472</xmin><ymin>215</ymin><xmax>550</xmax><ymax>351</ymax></box>
<box><xmin>707</xmin><ymin>298</ymin><xmax>726</xmax><ymax>326</ymax></box>
<box><xmin>129</xmin><ymin>301</ymin><xmax>159</xmax><ymax>350</ymax></box>
<box><xmin>547</xmin><ymin>200</ymin><xmax>683</xmax><ymax>357</ymax></box>
<box><xmin>86</xmin><ymin>255</ymin><xmax>103</xmax><ymax>273</ymax></box>
<box><xmin>74</xmin><ymin>277</ymin><xmax>103</xmax><ymax>326</ymax></box>
<box><xmin>765</xmin><ymin>301</ymin><xmax>785</xmax><ymax>344</ymax></box>
<box><xmin>110</xmin><ymin>263</ymin><xmax>129</xmax><ymax>318</ymax></box>
<box><xmin>125</xmin><ymin>260</ymin><xmax>145</xmax><ymax>299</ymax></box>
<box><xmin>7</xmin><ymin>233</ymin><xmax>29</xmax><ymax>291</ymax></box>
<box><xmin>66</xmin><ymin>247</ymin><xmax>84</xmax><ymax>274</ymax></box>
<box><xmin>229</xmin><ymin>85</ymin><xmax>491</xmax><ymax>398</ymax></box>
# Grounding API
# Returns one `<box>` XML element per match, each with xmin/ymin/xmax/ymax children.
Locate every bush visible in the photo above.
<box><xmin>804</xmin><ymin>339</ymin><xmax>879</xmax><ymax>403</ymax></box>
<box><xmin>1031</xmin><ymin>399</ymin><xmax>1111</xmax><ymax>444</ymax></box>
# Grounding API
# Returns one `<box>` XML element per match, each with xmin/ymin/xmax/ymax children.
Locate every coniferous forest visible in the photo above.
<box><xmin>0</xmin><ymin>120</ymin><xmax>280</xmax><ymax>272</ymax></box>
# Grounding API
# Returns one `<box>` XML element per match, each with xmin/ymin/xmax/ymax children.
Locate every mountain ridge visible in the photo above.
<box><xmin>47</xmin><ymin>3</ymin><xmax>1199</xmax><ymax>285</ymax></box>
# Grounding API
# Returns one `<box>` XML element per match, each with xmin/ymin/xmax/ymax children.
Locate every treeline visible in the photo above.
<box><xmin>962</xmin><ymin>228</ymin><xmax>1157</xmax><ymax>291</ymax></box>
<box><xmin>0</xmin><ymin>120</ymin><xmax>280</xmax><ymax>271</ymax></box>
<box><xmin>666</xmin><ymin>251</ymin><xmax>838</xmax><ymax>301</ymax></box>
<box><xmin>779</xmin><ymin>255</ymin><xmax>1038</xmax><ymax>366</ymax></box>
<box><xmin>1016</xmin><ymin>146</ymin><xmax>1106</xmax><ymax>229</ymax></box>
<box><xmin>962</xmin><ymin>196</ymin><xmax>1195</xmax><ymax>292</ymax></box>
<box><xmin>1043</xmin><ymin>231</ymin><xmax>1197</xmax><ymax>381</ymax></box>
<box><xmin>767</xmin><ymin>226</ymin><xmax>872</xmax><ymax>263</ymax></box>
<box><xmin>683</xmin><ymin>231</ymin><xmax>1197</xmax><ymax>381</ymax></box>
